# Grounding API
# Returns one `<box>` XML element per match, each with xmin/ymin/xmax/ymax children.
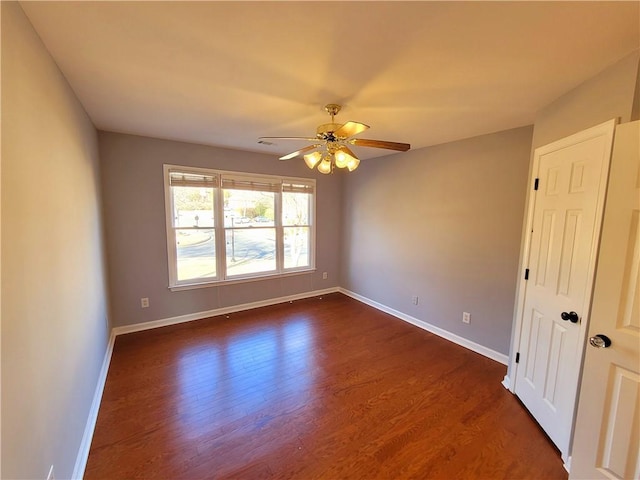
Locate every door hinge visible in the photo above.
<box><xmin>534</xmin><ymin>178</ymin><xmax>539</xmax><ymax>190</ymax></box>
<box><xmin>515</xmin><ymin>352</ymin><xmax>520</xmax><ymax>363</ymax></box>
<box><xmin>524</xmin><ymin>268</ymin><xmax>529</xmax><ymax>280</ymax></box>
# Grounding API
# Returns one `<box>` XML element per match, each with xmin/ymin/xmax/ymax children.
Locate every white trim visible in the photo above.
<box><xmin>73</xmin><ymin>287</ymin><xmax>338</xmax><ymax>477</ymax></box>
<box><xmin>73</xmin><ymin>286</ymin><xmax>512</xmax><ymax>477</ymax></box>
<box><xmin>339</xmin><ymin>288</ymin><xmax>509</xmax><ymax>365</ymax></box>
<box><xmin>168</xmin><ymin>268</ymin><xmax>316</xmax><ymax>292</ymax></box>
<box><xmin>113</xmin><ymin>287</ymin><xmax>339</xmax><ymax>336</ymax></box>
<box><xmin>501</xmin><ymin>375</ymin><xmax>511</xmax><ymax>390</ymax></box>
<box><xmin>72</xmin><ymin>329</ymin><xmax>116</xmax><ymax>480</ymax></box>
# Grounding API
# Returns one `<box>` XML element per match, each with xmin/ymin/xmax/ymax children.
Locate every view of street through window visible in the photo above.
<box><xmin>173</xmin><ymin>185</ymin><xmax>310</xmax><ymax>281</ymax></box>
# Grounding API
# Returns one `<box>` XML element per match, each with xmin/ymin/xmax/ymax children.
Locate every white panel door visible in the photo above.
<box><xmin>514</xmin><ymin>120</ymin><xmax>616</xmax><ymax>459</ymax></box>
<box><xmin>570</xmin><ymin>121</ymin><xmax>640</xmax><ymax>479</ymax></box>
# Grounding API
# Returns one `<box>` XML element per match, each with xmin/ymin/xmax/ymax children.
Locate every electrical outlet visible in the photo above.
<box><xmin>463</xmin><ymin>312</ymin><xmax>471</xmax><ymax>324</ymax></box>
<box><xmin>47</xmin><ymin>465</ymin><xmax>55</xmax><ymax>480</ymax></box>
<box><xmin>322</xmin><ymin>272</ymin><xmax>328</xmax><ymax>280</ymax></box>
<box><xmin>141</xmin><ymin>297</ymin><xmax>149</xmax><ymax>308</ymax></box>
<box><xmin>412</xmin><ymin>295</ymin><xmax>419</xmax><ymax>305</ymax></box>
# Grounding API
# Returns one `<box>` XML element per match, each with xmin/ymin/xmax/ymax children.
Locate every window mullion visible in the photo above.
<box><xmin>215</xmin><ymin>184</ymin><xmax>226</xmax><ymax>280</ymax></box>
<box><xmin>275</xmin><ymin>189</ymin><xmax>284</xmax><ymax>273</ymax></box>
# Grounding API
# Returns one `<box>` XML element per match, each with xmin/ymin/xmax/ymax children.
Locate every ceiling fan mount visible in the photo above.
<box><xmin>324</xmin><ymin>103</ymin><xmax>341</xmax><ymax>117</ymax></box>
<box><xmin>258</xmin><ymin>104</ymin><xmax>410</xmax><ymax>174</ymax></box>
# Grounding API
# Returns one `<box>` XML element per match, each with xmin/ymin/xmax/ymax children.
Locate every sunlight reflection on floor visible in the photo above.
<box><xmin>176</xmin><ymin>318</ymin><xmax>316</xmax><ymax>441</ymax></box>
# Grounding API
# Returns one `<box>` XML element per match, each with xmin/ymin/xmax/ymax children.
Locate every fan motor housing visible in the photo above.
<box><xmin>316</xmin><ymin>122</ymin><xmax>342</xmax><ymax>140</ymax></box>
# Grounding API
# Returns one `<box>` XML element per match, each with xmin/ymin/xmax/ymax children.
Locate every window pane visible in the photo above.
<box><xmin>176</xmin><ymin>229</ymin><xmax>216</xmax><ymax>281</ymax></box>
<box><xmin>283</xmin><ymin>191</ymin><xmax>310</xmax><ymax>226</ymax></box>
<box><xmin>172</xmin><ymin>186</ymin><xmax>214</xmax><ymax>227</ymax></box>
<box><xmin>226</xmin><ymin>228</ymin><xmax>276</xmax><ymax>276</ymax></box>
<box><xmin>284</xmin><ymin>227</ymin><xmax>310</xmax><ymax>269</ymax></box>
<box><xmin>223</xmin><ymin>189</ymin><xmax>275</xmax><ymax>226</ymax></box>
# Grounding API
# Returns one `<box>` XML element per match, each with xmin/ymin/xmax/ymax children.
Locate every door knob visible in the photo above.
<box><xmin>589</xmin><ymin>334</ymin><xmax>612</xmax><ymax>348</ymax></box>
<box><xmin>561</xmin><ymin>311</ymin><xmax>579</xmax><ymax>323</ymax></box>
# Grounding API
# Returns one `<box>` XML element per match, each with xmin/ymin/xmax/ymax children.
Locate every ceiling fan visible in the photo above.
<box><xmin>258</xmin><ymin>104</ymin><xmax>411</xmax><ymax>174</ymax></box>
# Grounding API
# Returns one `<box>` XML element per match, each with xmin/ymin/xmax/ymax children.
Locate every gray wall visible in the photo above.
<box><xmin>1</xmin><ymin>3</ymin><xmax>110</xmax><ymax>479</ymax></box>
<box><xmin>532</xmin><ymin>50</ymin><xmax>639</xmax><ymax>149</ymax></box>
<box><xmin>99</xmin><ymin>132</ymin><xmax>342</xmax><ymax>328</ymax></box>
<box><xmin>340</xmin><ymin>126</ymin><xmax>534</xmax><ymax>355</ymax></box>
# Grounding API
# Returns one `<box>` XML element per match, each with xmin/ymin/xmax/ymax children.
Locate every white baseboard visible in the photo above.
<box><xmin>112</xmin><ymin>287</ymin><xmax>340</xmax><ymax>336</ymax></box>
<box><xmin>72</xmin><ymin>287</ymin><xmax>338</xmax><ymax>478</ymax></box>
<box><xmin>339</xmin><ymin>288</ymin><xmax>509</xmax><ymax>366</ymax></box>
<box><xmin>72</xmin><ymin>329</ymin><xmax>116</xmax><ymax>479</ymax></box>
<box><xmin>74</xmin><ymin>286</ymin><xmax>508</xmax><ymax>477</ymax></box>
<box><xmin>501</xmin><ymin>375</ymin><xmax>511</xmax><ymax>390</ymax></box>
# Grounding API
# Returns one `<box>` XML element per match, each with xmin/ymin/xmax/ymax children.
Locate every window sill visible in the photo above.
<box><xmin>169</xmin><ymin>268</ymin><xmax>316</xmax><ymax>292</ymax></box>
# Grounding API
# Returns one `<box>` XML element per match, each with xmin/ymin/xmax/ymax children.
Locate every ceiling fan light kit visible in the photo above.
<box><xmin>317</xmin><ymin>156</ymin><xmax>333</xmax><ymax>174</ymax></box>
<box><xmin>259</xmin><ymin>104</ymin><xmax>410</xmax><ymax>174</ymax></box>
<box><xmin>303</xmin><ymin>151</ymin><xmax>322</xmax><ymax>169</ymax></box>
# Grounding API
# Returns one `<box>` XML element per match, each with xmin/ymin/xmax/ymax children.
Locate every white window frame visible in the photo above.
<box><xmin>163</xmin><ymin>164</ymin><xmax>316</xmax><ymax>290</ymax></box>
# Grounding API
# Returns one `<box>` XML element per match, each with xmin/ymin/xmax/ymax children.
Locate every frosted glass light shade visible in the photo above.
<box><xmin>346</xmin><ymin>156</ymin><xmax>360</xmax><ymax>171</ymax></box>
<box><xmin>304</xmin><ymin>151</ymin><xmax>322</xmax><ymax>169</ymax></box>
<box><xmin>334</xmin><ymin>149</ymin><xmax>350</xmax><ymax>168</ymax></box>
<box><xmin>317</xmin><ymin>157</ymin><xmax>332</xmax><ymax>174</ymax></box>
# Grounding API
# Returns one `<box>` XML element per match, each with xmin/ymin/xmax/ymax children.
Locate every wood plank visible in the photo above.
<box><xmin>85</xmin><ymin>293</ymin><xmax>567</xmax><ymax>479</ymax></box>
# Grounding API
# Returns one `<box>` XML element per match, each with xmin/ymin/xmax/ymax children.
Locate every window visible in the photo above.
<box><xmin>164</xmin><ymin>165</ymin><xmax>315</xmax><ymax>289</ymax></box>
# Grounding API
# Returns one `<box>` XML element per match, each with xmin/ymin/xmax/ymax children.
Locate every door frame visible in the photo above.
<box><xmin>504</xmin><ymin>118</ymin><xmax>617</xmax><ymax>465</ymax></box>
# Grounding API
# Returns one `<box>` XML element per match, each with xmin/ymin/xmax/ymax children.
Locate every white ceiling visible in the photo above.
<box><xmin>21</xmin><ymin>1</ymin><xmax>640</xmax><ymax>160</ymax></box>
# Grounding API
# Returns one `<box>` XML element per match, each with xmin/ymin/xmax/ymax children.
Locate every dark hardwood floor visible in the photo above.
<box><xmin>85</xmin><ymin>293</ymin><xmax>567</xmax><ymax>479</ymax></box>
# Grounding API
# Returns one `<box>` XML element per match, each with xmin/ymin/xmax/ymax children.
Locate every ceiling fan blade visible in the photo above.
<box><xmin>259</xmin><ymin>136</ymin><xmax>319</xmax><ymax>144</ymax></box>
<box><xmin>334</xmin><ymin>121</ymin><xmax>369</xmax><ymax>139</ymax></box>
<box><xmin>351</xmin><ymin>138</ymin><xmax>411</xmax><ymax>152</ymax></box>
<box><xmin>279</xmin><ymin>144</ymin><xmax>319</xmax><ymax>161</ymax></box>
